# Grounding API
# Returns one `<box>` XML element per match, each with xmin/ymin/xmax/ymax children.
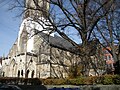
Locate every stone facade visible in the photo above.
<box><xmin>2</xmin><ymin>32</ymin><xmax>80</xmax><ymax>78</ymax></box>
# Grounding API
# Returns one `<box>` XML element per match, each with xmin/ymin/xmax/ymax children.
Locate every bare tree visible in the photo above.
<box><xmin>10</xmin><ymin>0</ymin><xmax>118</xmax><ymax>76</ymax></box>
<box><xmin>93</xmin><ymin>0</ymin><xmax>120</xmax><ymax>74</ymax></box>
<box><xmin>47</xmin><ymin>0</ymin><xmax>115</xmax><ymax>76</ymax></box>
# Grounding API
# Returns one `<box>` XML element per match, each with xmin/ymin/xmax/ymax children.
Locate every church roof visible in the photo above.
<box><xmin>38</xmin><ymin>32</ymin><xmax>99</xmax><ymax>56</ymax></box>
<box><xmin>38</xmin><ymin>32</ymin><xmax>78</xmax><ymax>53</ymax></box>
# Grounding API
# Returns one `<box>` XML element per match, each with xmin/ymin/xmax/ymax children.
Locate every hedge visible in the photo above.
<box><xmin>0</xmin><ymin>75</ymin><xmax>120</xmax><ymax>85</ymax></box>
<box><xmin>43</xmin><ymin>75</ymin><xmax>120</xmax><ymax>85</ymax></box>
<box><xmin>0</xmin><ymin>77</ymin><xmax>42</xmax><ymax>85</ymax></box>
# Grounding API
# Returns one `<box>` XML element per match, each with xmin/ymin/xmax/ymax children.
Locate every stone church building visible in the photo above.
<box><xmin>1</xmin><ymin>0</ymin><xmax>81</xmax><ymax>78</ymax></box>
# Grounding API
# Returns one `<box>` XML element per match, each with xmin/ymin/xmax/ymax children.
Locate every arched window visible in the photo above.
<box><xmin>3</xmin><ymin>72</ymin><xmax>5</xmax><ymax>77</ymax></box>
<box><xmin>39</xmin><ymin>72</ymin><xmax>40</xmax><ymax>78</ymax></box>
<box><xmin>31</xmin><ymin>70</ymin><xmax>34</xmax><ymax>78</ymax></box>
<box><xmin>26</xmin><ymin>70</ymin><xmax>29</xmax><ymax>78</ymax></box>
<box><xmin>18</xmin><ymin>70</ymin><xmax>20</xmax><ymax>77</ymax></box>
<box><xmin>21</xmin><ymin>70</ymin><xmax>23</xmax><ymax>77</ymax></box>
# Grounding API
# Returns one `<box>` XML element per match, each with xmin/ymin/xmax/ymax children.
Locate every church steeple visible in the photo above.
<box><xmin>18</xmin><ymin>0</ymin><xmax>53</xmax><ymax>53</ymax></box>
<box><xmin>24</xmin><ymin>0</ymin><xmax>49</xmax><ymax>19</ymax></box>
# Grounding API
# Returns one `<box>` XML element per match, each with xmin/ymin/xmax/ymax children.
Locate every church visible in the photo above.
<box><xmin>1</xmin><ymin>0</ymin><xmax>81</xmax><ymax>78</ymax></box>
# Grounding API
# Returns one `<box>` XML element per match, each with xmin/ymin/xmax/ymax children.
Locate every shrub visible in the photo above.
<box><xmin>43</xmin><ymin>79</ymin><xmax>55</xmax><ymax>85</ymax></box>
<box><xmin>102</xmin><ymin>75</ymin><xmax>114</xmax><ymax>85</ymax></box>
<box><xmin>113</xmin><ymin>75</ymin><xmax>120</xmax><ymax>84</ymax></box>
<box><xmin>68</xmin><ymin>65</ymin><xmax>83</xmax><ymax>78</ymax></box>
<box><xmin>43</xmin><ymin>79</ymin><xmax>66</xmax><ymax>85</ymax></box>
<box><xmin>68</xmin><ymin>78</ymin><xmax>84</xmax><ymax>85</ymax></box>
<box><xmin>53</xmin><ymin>79</ymin><xmax>66</xmax><ymax>85</ymax></box>
<box><xmin>68</xmin><ymin>79</ymin><xmax>78</xmax><ymax>85</ymax></box>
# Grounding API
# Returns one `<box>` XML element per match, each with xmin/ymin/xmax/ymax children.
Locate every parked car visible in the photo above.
<box><xmin>0</xmin><ymin>85</ymin><xmax>22</xmax><ymax>90</ymax></box>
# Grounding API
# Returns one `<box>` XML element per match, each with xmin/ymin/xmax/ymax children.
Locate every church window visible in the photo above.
<box><xmin>21</xmin><ymin>70</ymin><xmax>23</xmax><ymax>77</ymax></box>
<box><xmin>18</xmin><ymin>70</ymin><xmax>20</xmax><ymax>77</ymax></box>
<box><xmin>39</xmin><ymin>72</ymin><xmax>40</xmax><ymax>78</ymax></box>
<box><xmin>31</xmin><ymin>70</ymin><xmax>34</xmax><ymax>78</ymax></box>
<box><xmin>26</xmin><ymin>70</ymin><xmax>30</xmax><ymax>78</ymax></box>
<box><xmin>3</xmin><ymin>72</ymin><xmax>5</xmax><ymax>77</ymax></box>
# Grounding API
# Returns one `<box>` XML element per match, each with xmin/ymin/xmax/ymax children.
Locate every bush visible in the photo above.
<box><xmin>43</xmin><ymin>79</ymin><xmax>66</xmax><ymax>85</ymax></box>
<box><xmin>102</xmin><ymin>75</ymin><xmax>114</xmax><ymax>85</ymax></box>
<box><xmin>43</xmin><ymin>79</ymin><xmax>54</xmax><ymax>85</ymax></box>
<box><xmin>43</xmin><ymin>75</ymin><xmax>120</xmax><ymax>85</ymax></box>
<box><xmin>43</xmin><ymin>78</ymin><xmax>83</xmax><ymax>85</ymax></box>
<box><xmin>113</xmin><ymin>75</ymin><xmax>120</xmax><ymax>84</ymax></box>
<box><xmin>68</xmin><ymin>78</ymin><xmax>84</xmax><ymax>85</ymax></box>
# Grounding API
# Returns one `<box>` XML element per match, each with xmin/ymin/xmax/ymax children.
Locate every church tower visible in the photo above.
<box><xmin>18</xmin><ymin>0</ymin><xmax>53</xmax><ymax>53</ymax></box>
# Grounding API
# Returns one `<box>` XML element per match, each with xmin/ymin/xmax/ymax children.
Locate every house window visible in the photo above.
<box><xmin>108</xmin><ymin>55</ymin><xmax>111</xmax><ymax>60</ymax></box>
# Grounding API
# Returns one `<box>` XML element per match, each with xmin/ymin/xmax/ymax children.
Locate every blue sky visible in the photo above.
<box><xmin>0</xmin><ymin>1</ymin><xmax>22</xmax><ymax>56</ymax></box>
